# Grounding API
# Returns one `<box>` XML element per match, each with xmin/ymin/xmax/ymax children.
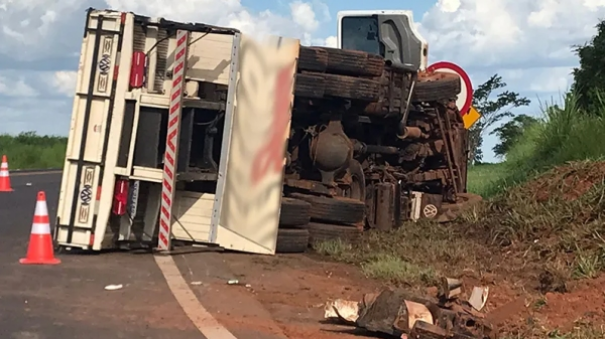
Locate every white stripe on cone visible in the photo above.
<box><xmin>34</xmin><ymin>199</ymin><xmax>49</xmax><ymax>218</ymax></box>
<box><xmin>31</xmin><ymin>199</ymin><xmax>50</xmax><ymax>234</ymax></box>
<box><xmin>31</xmin><ymin>222</ymin><xmax>51</xmax><ymax>235</ymax></box>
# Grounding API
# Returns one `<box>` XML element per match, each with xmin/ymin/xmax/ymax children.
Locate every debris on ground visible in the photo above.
<box><xmin>324</xmin><ymin>283</ymin><xmax>495</xmax><ymax>338</ymax></box>
<box><xmin>104</xmin><ymin>284</ymin><xmax>123</xmax><ymax>291</ymax></box>
<box><xmin>468</xmin><ymin>286</ymin><xmax>489</xmax><ymax>311</ymax></box>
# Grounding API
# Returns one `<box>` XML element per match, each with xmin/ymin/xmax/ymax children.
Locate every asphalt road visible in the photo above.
<box><xmin>0</xmin><ymin>173</ymin><xmax>205</xmax><ymax>339</ymax></box>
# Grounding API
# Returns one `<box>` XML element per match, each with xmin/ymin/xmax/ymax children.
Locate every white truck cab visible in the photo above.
<box><xmin>337</xmin><ymin>10</ymin><xmax>428</xmax><ymax>71</ymax></box>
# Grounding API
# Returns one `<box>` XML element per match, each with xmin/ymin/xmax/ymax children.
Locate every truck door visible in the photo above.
<box><xmin>211</xmin><ymin>34</ymin><xmax>299</xmax><ymax>254</ymax></box>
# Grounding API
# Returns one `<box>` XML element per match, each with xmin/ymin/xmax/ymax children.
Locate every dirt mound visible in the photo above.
<box><xmin>452</xmin><ymin>161</ymin><xmax>605</xmax><ymax>337</ymax></box>
<box><xmin>515</xmin><ymin>161</ymin><xmax>605</xmax><ymax>202</ymax></box>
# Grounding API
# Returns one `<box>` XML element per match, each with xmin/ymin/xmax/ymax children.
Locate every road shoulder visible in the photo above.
<box><xmin>172</xmin><ymin>250</ymin><xmax>289</xmax><ymax>339</ymax></box>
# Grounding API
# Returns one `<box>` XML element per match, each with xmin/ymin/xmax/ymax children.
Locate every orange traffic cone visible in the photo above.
<box><xmin>20</xmin><ymin>191</ymin><xmax>60</xmax><ymax>265</ymax></box>
<box><xmin>0</xmin><ymin>155</ymin><xmax>13</xmax><ymax>192</ymax></box>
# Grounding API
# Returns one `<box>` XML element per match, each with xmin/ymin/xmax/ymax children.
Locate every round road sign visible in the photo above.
<box><xmin>427</xmin><ymin>61</ymin><xmax>473</xmax><ymax>115</ymax></box>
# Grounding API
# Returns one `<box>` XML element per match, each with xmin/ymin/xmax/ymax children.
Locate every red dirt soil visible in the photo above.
<box><xmin>216</xmin><ymin>253</ymin><xmax>605</xmax><ymax>338</ymax></box>
<box><xmin>218</xmin><ymin>253</ymin><xmax>384</xmax><ymax>339</ymax></box>
<box><xmin>520</xmin><ymin>161</ymin><xmax>605</xmax><ymax>202</ymax></box>
<box><xmin>208</xmin><ymin>162</ymin><xmax>605</xmax><ymax>337</ymax></box>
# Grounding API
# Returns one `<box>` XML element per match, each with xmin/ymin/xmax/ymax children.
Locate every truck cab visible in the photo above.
<box><xmin>337</xmin><ymin>10</ymin><xmax>428</xmax><ymax>70</ymax></box>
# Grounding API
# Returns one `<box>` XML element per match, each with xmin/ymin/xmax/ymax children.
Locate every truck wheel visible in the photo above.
<box><xmin>412</xmin><ymin>72</ymin><xmax>461</xmax><ymax>102</ymax></box>
<box><xmin>298</xmin><ymin>47</ymin><xmax>328</xmax><ymax>72</ymax></box>
<box><xmin>324</xmin><ymin>74</ymin><xmax>381</xmax><ymax>101</ymax></box>
<box><xmin>323</xmin><ymin>48</ymin><xmax>384</xmax><ymax>76</ymax></box>
<box><xmin>279</xmin><ymin>197</ymin><xmax>311</xmax><ymax>228</ymax></box>
<box><xmin>290</xmin><ymin>193</ymin><xmax>365</xmax><ymax>225</ymax></box>
<box><xmin>308</xmin><ymin>222</ymin><xmax>362</xmax><ymax>245</ymax></box>
<box><xmin>276</xmin><ymin>228</ymin><xmax>309</xmax><ymax>253</ymax></box>
<box><xmin>295</xmin><ymin>73</ymin><xmax>325</xmax><ymax>98</ymax></box>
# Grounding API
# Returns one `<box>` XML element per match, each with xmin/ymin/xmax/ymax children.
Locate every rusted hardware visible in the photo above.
<box><xmin>309</xmin><ymin>119</ymin><xmax>353</xmax><ymax>185</ymax></box>
<box><xmin>435</xmin><ymin>106</ymin><xmax>459</xmax><ymax>195</ymax></box>
<box><xmin>284</xmin><ymin>45</ymin><xmax>469</xmax><ymax>226</ymax></box>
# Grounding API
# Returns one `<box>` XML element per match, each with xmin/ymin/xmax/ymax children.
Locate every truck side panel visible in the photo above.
<box><xmin>55</xmin><ymin>11</ymin><xmax>132</xmax><ymax>249</ymax></box>
<box><xmin>186</xmin><ymin>33</ymin><xmax>234</xmax><ymax>86</ymax></box>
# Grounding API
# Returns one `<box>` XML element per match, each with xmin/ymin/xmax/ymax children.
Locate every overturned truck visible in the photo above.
<box><xmin>54</xmin><ymin>9</ymin><xmax>472</xmax><ymax>254</ymax></box>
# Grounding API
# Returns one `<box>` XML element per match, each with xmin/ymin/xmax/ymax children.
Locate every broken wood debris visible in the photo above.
<box><xmin>324</xmin><ymin>278</ymin><xmax>494</xmax><ymax>338</ymax></box>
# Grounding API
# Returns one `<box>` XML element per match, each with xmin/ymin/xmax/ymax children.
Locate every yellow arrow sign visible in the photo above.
<box><xmin>463</xmin><ymin>106</ymin><xmax>481</xmax><ymax>129</ymax></box>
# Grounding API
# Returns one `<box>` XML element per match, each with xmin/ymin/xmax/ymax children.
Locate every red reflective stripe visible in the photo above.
<box><xmin>33</xmin><ymin>215</ymin><xmax>50</xmax><ymax>224</ymax></box>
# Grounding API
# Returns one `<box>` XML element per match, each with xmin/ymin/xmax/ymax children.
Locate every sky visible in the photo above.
<box><xmin>0</xmin><ymin>0</ymin><xmax>603</xmax><ymax>162</ymax></box>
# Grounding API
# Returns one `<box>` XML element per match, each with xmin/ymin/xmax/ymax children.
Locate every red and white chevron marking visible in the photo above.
<box><xmin>158</xmin><ymin>30</ymin><xmax>188</xmax><ymax>251</ymax></box>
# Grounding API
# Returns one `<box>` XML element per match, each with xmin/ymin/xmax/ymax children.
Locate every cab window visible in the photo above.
<box><xmin>341</xmin><ymin>16</ymin><xmax>383</xmax><ymax>56</ymax></box>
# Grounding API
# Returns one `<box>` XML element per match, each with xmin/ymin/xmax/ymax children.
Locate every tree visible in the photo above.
<box><xmin>571</xmin><ymin>19</ymin><xmax>605</xmax><ymax>113</ymax></box>
<box><xmin>490</xmin><ymin>114</ymin><xmax>539</xmax><ymax>159</ymax></box>
<box><xmin>469</xmin><ymin>74</ymin><xmax>530</xmax><ymax>163</ymax></box>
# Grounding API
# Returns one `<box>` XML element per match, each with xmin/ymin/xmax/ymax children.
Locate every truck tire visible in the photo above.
<box><xmin>324</xmin><ymin>74</ymin><xmax>381</xmax><ymax>101</ymax></box>
<box><xmin>276</xmin><ymin>228</ymin><xmax>309</xmax><ymax>253</ymax></box>
<box><xmin>413</xmin><ymin>72</ymin><xmax>461</xmax><ymax>102</ymax></box>
<box><xmin>324</xmin><ymin>48</ymin><xmax>384</xmax><ymax>76</ymax></box>
<box><xmin>279</xmin><ymin>197</ymin><xmax>311</xmax><ymax>228</ymax></box>
<box><xmin>295</xmin><ymin>73</ymin><xmax>325</xmax><ymax>98</ymax></box>
<box><xmin>290</xmin><ymin>193</ymin><xmax>365</xmax><ymax>225</ymax></box>
<box><xmin>298</xmin><ymin>47</ymin><xmax>328</xmax><ymax>72</ymax></box>
<box><xmin>308</xmin><ymin>222</ymin><xmax>362</xmax><ymax>245</ymax></box>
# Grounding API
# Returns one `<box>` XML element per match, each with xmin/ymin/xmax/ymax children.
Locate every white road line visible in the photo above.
<box><xmin>154</xmin><ymin>255</ymin><xmax>238</xmax><ymax>339</ymax></box>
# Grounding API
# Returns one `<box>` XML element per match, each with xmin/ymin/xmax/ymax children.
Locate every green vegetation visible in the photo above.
<box><xmin>468</xmin><ymin>74</ymin><xmax>530</xmax><ymax>163</ymax></box>
<box><xmin>0</xmin><ymin>132</ymin><xmax>67</xmax><ymax>170</ymax></box>
<box><xmin>467</xmin><ymin>92</ymin><xmax>605</xmax><ymax>198</ymax></box>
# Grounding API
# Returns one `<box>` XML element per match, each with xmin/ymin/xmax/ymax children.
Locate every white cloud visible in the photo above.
<box><xmin>0</xmin><ymin>0</ymin><xmax>85</xmax><ymax>60</ymax></box>
<box><xmin>0</xmin><ymin>0</ymin><xmax>331</xmax><ymax>62</ymax></box>
<box><xmin>0</xmin><ymin>70</ymin><xmax>78</xmax><ymax>97</ymax></box>
<box><xmin>418</xmin><ymin>0</ymin><xmax>605</xmax><ymax>161</ymax></box>
<box><xmin>0</xmin><ymin>75</ymin><xmax>38</xmax><ymax>97</ymax></box>
<box><xmin>420</xmin><ymin>0</ymin><xmax>605</xmax><ymax>69</ymax></box>
<box><xmin>104</xmin><ymin>0</ymin><xmax>324</xmax><ymax>43</ymax></box>
<box><xmin>49</xmin><ymin>71</ymin><xmax>77</xmax><ymax>96</ymax></box>
<box><xmin>323</xmin><ymin>36</ymin><xmax>337</xmax><ymax>47</ymax></box>
<box><xmin>0</xmin><ymin>98</ymin><xmax>70</xmax><ymax>135</ymax></box>
<box><xmin>0</xmin><ymin>0</ymin><xmax>335</xmax><ymax>136</ymax></box>
<box><xmin>290</xmin><ymin>1</ymin><xmax>319</xmax><ymax>32</ymax></box>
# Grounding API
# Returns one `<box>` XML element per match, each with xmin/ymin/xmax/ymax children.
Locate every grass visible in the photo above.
<box><xmin>0</xmin><ymin>132</ymin><xmax>67</xmax><ymax>170</ymax></box>
<box><xmin>466</xmin><ymin>92</ymin><xmax>605</xmax><ymax>198</ymax></box>
<box><xmin>467</xmin><ymin>162</ymin><xmax>507</xmax><ymax>196</ymax></box>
